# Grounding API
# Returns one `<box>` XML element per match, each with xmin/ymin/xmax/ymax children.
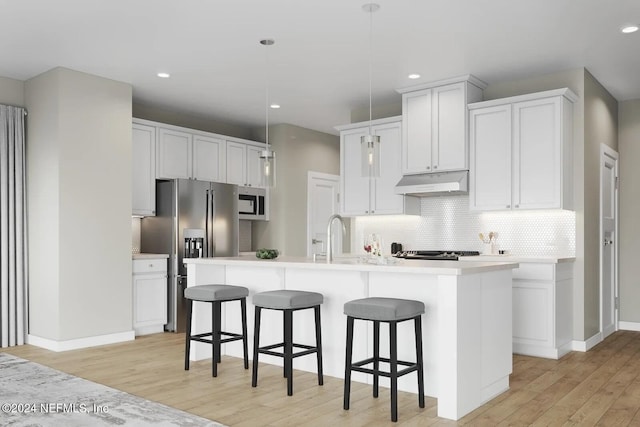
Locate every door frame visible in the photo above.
<box><xmin>306</xmin><ymin>171</ymin><xmax>341</xmax><ymax>257</ymax></box>
<box><xmin>600</xmin><ymin>143</ymin><xmax>619</xmax><ymax>337</ymax></box>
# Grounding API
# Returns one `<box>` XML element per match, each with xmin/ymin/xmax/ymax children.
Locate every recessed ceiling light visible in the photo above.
<box><xmin>270</xmin><ymin>104</ymin><xmax>280</xmax><ymax>109</ymax></box>
<box><xmin>408</xmin><ymin>73</ymin><xmax>421</xmax><ymax>79</ymax></box>
<box><xmin>621</xmin><ymin>24</ymin><xmax>639</xmax><ymax>34</ymax></box>
<box><xmin>157</xmin><ymin>72</ymin><xmax>170</xmax><ymax>78</ymax></box>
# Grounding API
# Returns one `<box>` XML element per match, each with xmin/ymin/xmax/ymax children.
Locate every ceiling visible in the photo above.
<box><xmin>1</xmin><ymin>0</ymin><xmax>638</xmax><ymax>136</ymax></box>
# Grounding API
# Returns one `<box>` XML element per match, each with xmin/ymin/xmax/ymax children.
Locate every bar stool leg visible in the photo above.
<box><xmin>251</xmin><ymin>306</ymin><xmax>261</xmax><ymax>387</ymax></box>
<box><xmin>343</xmin><ymin>316</ymin><xmax>354</xmax><ymax>410</ymax></box>
<box><xmin>390</xmin><ymin>320</ymin><xmax>398</xmax><ymax>422</ymax></box>
<box><xmin>373</xmin><ymin>320</ymin><xmax>380</xmax><ymax>398</ymax></box>
<box><xmin>184</xmin><ymin>298</ymin><xmax>193</xmax><ymax>371</ymax></box>
<box><xmin>282</xmin><ymin>311</ymin><xmax>288</xmax><ymax>379</ymax></box>
<box><xmin>241</xmin><ymin>298</ymin><xmax>249</xmax><ymax>369</ymax></box>
<box><xmin>284</xmin><ymin>309</ymin><xmax>294</xmax><ymax>396</ymax></box>
<box><xmin>415</xmin><ymin>316</ymin><xmax>425</xmax><ymax>408</ymax></box>
<box><xmin>211</xmin><ymin>301</ymin><xmax>220</xmax><ymax>377</ymax></box>
<box><xmin>314</xmin><ymin>305</ymin><xmax>324</xmax><ymax>386</ymax></box>
<box><xmin>214</xmin><ymin>301</ymin><xmax>222</xmax><ymax>364</ymax></box>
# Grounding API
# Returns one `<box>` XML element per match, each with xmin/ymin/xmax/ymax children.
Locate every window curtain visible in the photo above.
<box><xmin>0</xmin><ymin>104</ymin><xmax>27</xmax><ymax>347</ymax></box>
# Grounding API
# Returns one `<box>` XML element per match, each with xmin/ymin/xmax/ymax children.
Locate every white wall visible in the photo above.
<box><xmin>25</xmin><ymin>67</ymin><xmax>133</xmax><ymax>342</ymax></box>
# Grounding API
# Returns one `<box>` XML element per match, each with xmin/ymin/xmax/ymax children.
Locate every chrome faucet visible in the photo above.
<box><xmin>326</xmin><ymin>214</ymin><xmax>346</xmax><ymax>263</ymax></box>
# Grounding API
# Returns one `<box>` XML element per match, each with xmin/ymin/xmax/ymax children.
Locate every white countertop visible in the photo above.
<box><xmin>184</xmin><ymin>254</ymin><xmax>518</xmax><ymax>276</ymax></box>
<box><xmin>132</xmin><ymin>253</ymin><xmax>169</xmax><ymax>260</ymax></box>
<box><xmin>459</xmin><ymin>254</ymin><xmax>575</xmax><ymax>263</ymax></box>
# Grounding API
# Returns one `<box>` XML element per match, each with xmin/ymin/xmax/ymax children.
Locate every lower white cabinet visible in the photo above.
<box><xmin>132</xmin><ymin>258</ymin><xmax>168</xmax><ymax>336</ymax></box>
<box><xmin>512</xmin><ymin>262</ymin><xmax>573</xmax><ymax>359</ymax></box>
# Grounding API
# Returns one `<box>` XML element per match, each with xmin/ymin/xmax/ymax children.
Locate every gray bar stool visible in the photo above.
<box><xmin>184</xmin><ymin>284</ymin><xmax>249</xmax><ymax>377</ymax></box>
<box><xmin>343</xmin><ymin>297</ymin><xmax>425</xmax><ymax>422</ymax></box>
<box><xmin>251</xmin><ymin>290</ymin><xmax>324</xmax><ymax>396</ymax></box>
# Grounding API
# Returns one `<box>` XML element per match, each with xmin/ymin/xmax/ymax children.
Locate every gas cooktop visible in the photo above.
<box><xmin>393</xmin><ymin>250</ymin><xmax>480</xmax><ymax>261</ymax></box>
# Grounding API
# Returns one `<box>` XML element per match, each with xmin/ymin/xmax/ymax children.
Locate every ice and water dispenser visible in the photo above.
<box><xmin>184</xmin><ymin>228</ymin><xmax>205</xmax><ymax>258</ymax></box>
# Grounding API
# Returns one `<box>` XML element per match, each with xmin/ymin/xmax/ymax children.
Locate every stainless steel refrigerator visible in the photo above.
<box><xmin>140</xmin><ymin>179</ymin><xmax>239</xmax><ymax>332</ymax></box>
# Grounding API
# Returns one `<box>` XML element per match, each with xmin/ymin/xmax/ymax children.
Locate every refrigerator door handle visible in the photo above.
<box><xmin>210</xmin><ymin>189</ymin><xmax>216</xmax><ymax>256</ymax></box>
<box><xmin>205</xmin><ymin>189</ymin><xmax>210</xmax><ymax>257</ymax></box>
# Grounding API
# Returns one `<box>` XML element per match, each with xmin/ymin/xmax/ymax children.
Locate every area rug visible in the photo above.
<box><xmin>0</xmin><ymin>353</ymin><xmax>225</xmax><ymax>427</ymax></box>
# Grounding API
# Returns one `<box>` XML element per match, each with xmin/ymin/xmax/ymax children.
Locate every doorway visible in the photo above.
<box><xmin>600</xmin><ymin>144</ymin><xmax>619</xmax><ymax>339</ymax></box>
<box><xmin>306</xmin><ymin>172</ymin><xmax>341</xmax><ymax>257</ymax></box>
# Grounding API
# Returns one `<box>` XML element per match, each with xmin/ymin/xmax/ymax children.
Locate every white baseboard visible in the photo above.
<box><xmin>572</xmin><ymin>332</ymin><xmax>602</xmax><ymax>352</ymax></box>
<box><xmin>27</xmin><ymin>330</ymin><xmax>135</xmax><ymax>352</ymax></box>
<box><xmin>618</xmin><ymin>321</ymin><xmax>640</xmax><ymax>332</ymax></box>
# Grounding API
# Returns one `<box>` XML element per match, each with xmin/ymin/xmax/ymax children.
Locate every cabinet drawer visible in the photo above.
<box><xmin>133</xmin><ymin>259</ymin><xmax>167</xmax><ymax>274</ymax></box>
<box><xmin>513</xmin><ymin>263</ymin><xmax>555</xmax><ymax>281</ymax></box>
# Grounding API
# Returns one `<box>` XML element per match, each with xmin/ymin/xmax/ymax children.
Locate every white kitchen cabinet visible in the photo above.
<box><xmin>156</xmin><ymin>127</ymin><xmax>227</xmax><ymax>182</ymax></box>
<box><xmin>397</xmin><ymin>76</ymin><xmax>485</xmax><ymax>175</ymax></box>
<box><xmin>132</xmin><ymin>123</ymin><xmax>156</xmax><ymax>216</ymax></box>
<box><xmin>193</xmin><ymin>134</ymin><xmax>226</xmax><ymax>182</ymax></box>
<box><xmin>469</xmin><ymin>88</ymin><xmax>576</xmax><ymax>211</ymax></box>
<box><xmin>512</xmin><ymin>262</ymin><xmax>573</xmax><ymax>359</ymax></box>
<box><xmin>226</xmin><ymin>140</ymin><xmax>265</xmax><ymax>187</ymax></box>
<box><xmin>156</xmin><ymin>127</ymin><xmax>192</xmax><ymax>180</ymax></box>
<box><xmin>337</xmin><ymin>117</ymin><xmax>419</xmax><ymax>216</ymax></box>
<box><xmin>132</xmin><ymin>257</ymin><xmax>168</xmax><ymax>336</ymax></box>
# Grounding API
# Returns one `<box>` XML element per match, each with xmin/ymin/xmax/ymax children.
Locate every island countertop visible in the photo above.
<box><xmin>183</xmin><ymin>254</ymin><xmax>518</xmax><ymax>275</ymax></box>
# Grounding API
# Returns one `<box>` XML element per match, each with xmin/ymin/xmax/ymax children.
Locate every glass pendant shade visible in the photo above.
<box><xmin>260</xmin><ymin>149</ymin><xmax>276</xmax><ymax>188</ymax></box>
<box><xmin>361</xmin><ymin>134</ymin><xmax>380</xmax><ymax>177</ymax></box>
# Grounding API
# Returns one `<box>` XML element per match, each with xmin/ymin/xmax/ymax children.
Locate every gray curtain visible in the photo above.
<box><xmin>0</xmin><ymin>105</ymin><xmax>27</xmax><ymax>347</ymax></box>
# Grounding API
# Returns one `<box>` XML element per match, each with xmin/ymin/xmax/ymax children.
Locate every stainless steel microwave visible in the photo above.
<box><xmin>238</xmin><ymin>186</ymin><xmax>267</xmax><ymax>220</ymax></box>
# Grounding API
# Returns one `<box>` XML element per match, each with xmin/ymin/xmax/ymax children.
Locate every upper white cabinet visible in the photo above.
<box><xmin>132</xmin><ymin>123</ymin><xmax>156</xmax><ymax>216</ymax></box>
<box><xmin>226</xmin><ymin>141</ymin><xmax>265</xmax><ymax>187</ymax></box>
<box><xmin>397</xmin><ymin>75</ymin><xmax>485</xmax><ymax>175</ymax></box>
<box><xmin>469</xmin><ymin>88</ymin><xmax>577</xmax><ymax>211</ymax></box>
<box><xmin>156</xmin><ymin>127</ymin><xmax>227</xmax><ymax>181</ymax></box>
<box><xmin>337</xmin><ymin>117</ymin><xmax>419</xmax><ymax>216</ymax></box>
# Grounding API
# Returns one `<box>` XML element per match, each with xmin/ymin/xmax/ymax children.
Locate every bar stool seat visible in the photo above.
<box><xmin>252</xmin><ymin>290</ymin><xmax>324</xmax><ymax>396</ymax></box>
<box><xmin>184</xmin><ymin>284</ymin><xmax>249</xmax><ymax>377</ymax></box>
<box><xmin>343</xmin><ymin>297</ymin><xmax>426</xmax><ymax>422</ymax></box>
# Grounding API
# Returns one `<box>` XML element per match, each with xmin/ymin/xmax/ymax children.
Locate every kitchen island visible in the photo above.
<box><xmin>184</xmin><ymin>255</ymin><xmax>518</xmax><ymax>420</ymax></box>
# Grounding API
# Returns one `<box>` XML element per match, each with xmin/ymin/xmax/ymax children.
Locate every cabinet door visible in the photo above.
<box><xmin>193</xmin><ymin>135</ymin><xmax>226</xmax><ymax>182</ymax></box>
<box><xmin>133</xmin><ymin>273</ymin><xmax>168</xmax><ymax>329</ymax></box>
<box><xmin>340</xmin><ymin>127</ymin><xmax>370</xmax><ymax>215</ymax></box>
<box><xmin>157</xmin><ymin>128</ymin><xmax>192</xmax><ymax>179</ymax></box>
<box><xmin>132</xmin><ymin>123</ymin><xmax>156</xmax><ymax>216</ymax></box>
<box><xmin>226</xmin><ymin>141</ymin><xmax>247</xmax><ymax>186</ymax></box>
<box><xmin>372</xmin><ymin>121</ymin><xmax>404</xmax><ymax>214</ymax></box>
<box><xmin>246</xmin><ymin>145</ymin><xmax>264</xmax><ymax>187</ymax></box>
<box><xmin>469</xmin><ymin>104</ymin><xmax>512</xmax><ymax>210</ymax></box>
<box><xmin>513</xmin><ymin>97</ymin><xmax>562</xmax><ymax>209</ymax></box>
<box><xmin>433</xmin><ymin>82</ymin><xmax>467</xmax><ymax>171</ymax></box>
<box><xmin>402</xmin><ymin>89</ymin><xmax>432</xmax><ymax>174</ymax></box>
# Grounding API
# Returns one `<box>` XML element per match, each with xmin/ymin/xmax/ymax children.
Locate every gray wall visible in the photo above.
<box><xmin>483</xmin><ymin>67</ymin><xmax>619</xmax><ymax>341</ymax></box>
<box><xmin>253</xmin><ymin>124</ymin><xmax>340</xmax><ymax>256</ymax></box>
<box><xmin>619</xmin><ymin>99</ymin><xmax>640</xmax><ymax>323</ymax></box>
<box><xmin>0</xmin><ymin>76</ymin><xmax>24</xmax><ymax>106</ymax></box>
<box><xmin>25</xmin><ymin>67</ymin><xmax>133</xmax><ymax>341</ymax></box>
<box><xmin>133</xmin><ymin>103</ymin><xmax>254</xmax><ymax>141</ymax></box>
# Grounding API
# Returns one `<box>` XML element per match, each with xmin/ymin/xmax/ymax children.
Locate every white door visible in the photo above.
<box><xmin>193</xmin><ymin>135</ymin><xmax>226</xmax><ymax>182</ymax></box>
<box><xmin>226</xmin><ymin>141</ymin><xmax>247</xmax><ymax>186</ymax></box>
<box><xmin>600</xmin><ymin>144</ymin><xmax>618</xmax><ymax>339</ymax></box>
<box><xmin>307</xmin><ymin>172</ymin><xmax>340</xmax><ymax>257</ymax></box>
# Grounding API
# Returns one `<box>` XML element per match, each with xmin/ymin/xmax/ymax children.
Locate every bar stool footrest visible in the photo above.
<box><xmin>350</xmin><ymin>357</ymin><xmax>420</xmax><ymax>378</ymax></box>
<box><xmin>189</xmin><ymin>331</ymin><xmax>245</xmax><ymax>345</ymax></box>
<box><xmin>258</xmin><ymin>342</ymin><xmax>319</xmax><ymax>359</ymax></box>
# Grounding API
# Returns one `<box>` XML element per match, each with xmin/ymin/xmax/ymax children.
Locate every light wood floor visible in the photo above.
<box><xmin>4</xmin><ymin>330</ymin><xmax>640</xmax><ymax>426</ymax></box>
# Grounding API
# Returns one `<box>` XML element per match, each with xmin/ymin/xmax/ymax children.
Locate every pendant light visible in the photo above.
<box><xmin>361</xmin><ymin>3</ymin><xmax>381</xmax><ymax>178</ymax></box>
<box><xmin>260</xmin><ymin>38</ymin><xmax>277</xmax><ymax>188</ymax></box>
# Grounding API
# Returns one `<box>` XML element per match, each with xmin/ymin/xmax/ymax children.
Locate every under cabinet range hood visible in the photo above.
<box><xmin>394</xmin><ymin>170</ymin><xmax>469</xmax><ymax>196</ymax></box>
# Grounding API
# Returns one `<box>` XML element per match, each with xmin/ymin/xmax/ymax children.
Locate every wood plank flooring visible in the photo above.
<box><xmin>3</xmin><ymin>330</ymin><xmax>640</xmax><ymax>426</ymax></box>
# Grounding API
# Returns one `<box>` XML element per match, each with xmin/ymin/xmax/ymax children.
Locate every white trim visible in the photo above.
<box><xmin>468</xmin><ymin>88</ymin><xmax>578</xmax><ymax>110</ymax></box>
<box><xmin>396</xmin><ymin>74</ymin><xmax>488</xmax><ymax>93</ymax></box>
<box><xmin>618</xmin><ymin>321</ymin><xmax>640</xmax><ymax>332</ymax></box>
<box><xmin>599</xmin><ymin>144</ymin><xmax>619</xmax><ymax>341</ymax></box>
<box><xmin>27</xmin><ymin>330</ymin><xmax>135</xmax><ymax>352</ymax></box>
<box><xmin>571</xmin><ymin>332</ymin><xmax>602</xmax><ymax>352</ymax></box>
<box><xmin>513</xmin><ymin>342</ymin><xmax>573</xmax><ymax>360</ymax></box>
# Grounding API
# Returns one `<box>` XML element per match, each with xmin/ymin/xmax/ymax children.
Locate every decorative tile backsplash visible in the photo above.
<box><xmin>352</xmin><ymin>195</ymin><xmax>575</xmax><ymax>257</ymax></box>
